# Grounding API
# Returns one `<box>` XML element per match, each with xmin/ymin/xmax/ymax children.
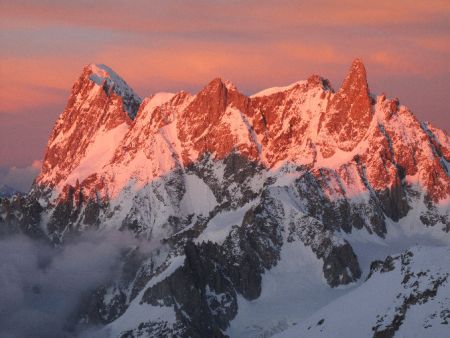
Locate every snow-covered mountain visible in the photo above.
<box><xmin>0</xmin><ymin>59</ymin><xmax>449</xmax><ymax>337</ymax></box>
<box><xmin>277</xmin><ymin>245</ymin><xmax>450</xmax><ymax>338</ymax></box>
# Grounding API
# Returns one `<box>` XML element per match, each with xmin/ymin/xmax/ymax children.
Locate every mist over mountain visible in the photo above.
<box><xmin>0</xmin><ymin>59</ymin><xmax>449</xmax><ymax>337</ymax></box>
<box><xmin>0</xmin><ymin>160</ymin><xmax>42</xmax><ymax>194</ymax></box>
<box><xmin>0</xmin><ymin>230</ymin><xmax>145</xmax><ymax>338</ymax></box>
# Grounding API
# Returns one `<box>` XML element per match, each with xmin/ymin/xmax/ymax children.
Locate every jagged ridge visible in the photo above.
<box><xmin>1</xmin><ymin>59</ymin><xmax>449</xmax><ymax>338</ymax></box>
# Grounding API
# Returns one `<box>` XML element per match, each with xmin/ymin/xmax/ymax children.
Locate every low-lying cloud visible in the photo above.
<box><xmin>0</xmin><ymin>160</ymin><xmax>42</xmax><ymax>193</ymax></box>
<box><xmin>0</xmin><ymin>230</ymin><xmax>148</xmax><ymax>338</ymax></box>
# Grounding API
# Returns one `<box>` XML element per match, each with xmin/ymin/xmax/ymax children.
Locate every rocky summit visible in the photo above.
<box><xmin>1</xmin><ymin>59</ymin><xmax>449</xmax><ymax>338</ymax></box>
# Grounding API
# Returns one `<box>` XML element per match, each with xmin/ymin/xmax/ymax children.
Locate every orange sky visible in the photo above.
<box><xmin>1</xmin><ymin>0</ymin><xmax>449</xmax><ymax>174</ymax></box>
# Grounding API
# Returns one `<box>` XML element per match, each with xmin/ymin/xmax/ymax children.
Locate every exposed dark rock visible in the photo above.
<box><xmin>371</xmin><ymin>250</ymin><xmax>448</xmax><ymax>338</ymax></box>
<box><xmin>293</xmin><ymin>171</ymin><xmax>388</xmax><ymax>237</ymax></box>
<box><xmin>376</xmin><ymin>183</ymin><xmax>410</xmax><ymax>222</ymax></box>
<box><xmin>367</xmin><ymin>256</ymin><xmax>395</xmax><ymax>280</ymax></box>
<box><xmin>187</xmin><ymin>152</ymin><xmax>262</xmax><ymax>209</ymax></box>
<box><xmin>323</xmin><ymin>244</ymin><xmax>361</xmax><ymax>286</ymax></box>
<box><xmin>0</xmin><ymin>195</ymin><xmax>46</xmax><ymax>239</ymax></box>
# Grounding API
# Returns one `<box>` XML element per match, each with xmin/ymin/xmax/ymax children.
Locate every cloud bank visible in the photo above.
<box><xmin>0</xmin><ymin>160</ymin><xmax>41</xmax><ymax>192</ymax></box>
<box><xmin>0</xmin><ymin>230</ymin><xmax>149</xmax><ymax>338</ymax></box>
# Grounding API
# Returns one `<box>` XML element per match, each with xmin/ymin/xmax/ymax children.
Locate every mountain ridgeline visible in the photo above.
<box><xmin>1</xmin><ymin>60</ymin><xmax>449</xmax><ymax>337</ymax></box>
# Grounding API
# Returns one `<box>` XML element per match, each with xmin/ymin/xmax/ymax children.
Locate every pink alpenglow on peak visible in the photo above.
<box><xmin>37</xmin><ymin>65</ymin><xmax>141</xmax><ymax>188</ymax></box>
<box><xmin>318</xmin><ymin>58</ymin><xmax>373</xmax><ymax>157</ymax></box>
<box><xmin>35</xmin><ymin>60</ymin><xmax>449</xmax><ymax>211</ymax></box>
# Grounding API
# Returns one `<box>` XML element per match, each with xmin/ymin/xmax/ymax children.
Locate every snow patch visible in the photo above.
<box><xmin>196</xmin><ymin>200</ymin><xmax>258</xmax><ymax>245</ymax></box>
<box><xmin>180</xmin><ymin>174</ymin><xmax>217</xmax><ymax>215</ymax></box>
<box><xmin>64</xmin><ymin>123</ymin><xmax>129</xmax><ymax>187</ymax></box>
<box><xmin>251</xmin><ymin>81</ymin><xmax>306</xmax><ymax>98</ymax></box>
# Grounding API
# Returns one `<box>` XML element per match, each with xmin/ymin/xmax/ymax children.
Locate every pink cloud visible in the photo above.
<box><xmin>1</xmin><ymin>1</ymin><xmax>449</xmax><ymax>31</ymax></box>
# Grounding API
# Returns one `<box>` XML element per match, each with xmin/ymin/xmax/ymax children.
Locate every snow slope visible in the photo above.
<box><xmin>276</xmin><ymin>246</ymin><xmax>450</xmax><ymax>338</ymax></box>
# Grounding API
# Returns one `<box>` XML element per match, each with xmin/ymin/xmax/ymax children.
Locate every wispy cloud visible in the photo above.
<box><xmin>2</xmin><ymin>1</ymin><xmax>449</xmax><ymax>31</ymax></box>
<box><xmin>0</xmin><ymin>160</ymin><xmax>42</xmax><ymax>192</ymax></box>
<box><xmin>0</xmin><ymin>230</ymin><xmax>154</xmax><ymax>337</ymax></box>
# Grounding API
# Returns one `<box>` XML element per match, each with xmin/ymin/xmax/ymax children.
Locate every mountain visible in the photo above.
<box><xmin>0</xmin><ymin>184</ymin><xmax>22</xmax><ymax>198</ymax></box>
<box><xmin>37</xmin><ymin>63</ymin><xmax>141</xmax><ymax>190</ymax></box>
<box><xmin>277</xmin><ymin>246</ymin><xmax>450</xmax><ymax>338</ymax></box>
<box><xmin>0</xmin><ymin>59</ymin><xmax>449</xmax><ymax>337</ymax></box>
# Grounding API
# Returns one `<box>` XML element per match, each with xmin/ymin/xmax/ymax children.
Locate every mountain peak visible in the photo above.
<box><xmin>84</xmin><ymin>63</ymin><xmax>126</xmax><ymax>89</ymax></box>
<box><xmin>36</xmin><ymin>64</ymin><xmax>142</xmax><ymax>187</ymax></box>
<box><xmin>351</xmin><ymin>57</ymin><xmax>365</xmax><ymax>71</ymax></box>
<box><xmin>341</xmin><ymin>58</ymin><xmax>369</xmax><ymax>94</ymax></box>
<box><xmin>319</xmin><ymin>58</ymin><xmax>373</xmax><ymax>155</ymax></box>
<box><xmin>192</xmin><ymin>78</ymin><xmax>229</xmax><ymax>119</ymax></box>
<box><xmin>82</xmin><ymin>63</ymin><xmax>141</xmax><ymax>119</ymax></box>
<box><xmin>203</xmin><ymin>77</ymin><xmax>238</xmax><ymax>93</ymax></box>
<box><xmin>189</xmin><ymin>77</ymin><xmax>246</xmax><ymax>120</ymax></box>
<box><xmin>306</xmin><ymin>75</ymin><xmax>333</xmax><ymax>91</ymax></box>
<box><xmin>86</xmin><ymin>63</ymin><xmax>116</xmax><ymax>81</ymax></box>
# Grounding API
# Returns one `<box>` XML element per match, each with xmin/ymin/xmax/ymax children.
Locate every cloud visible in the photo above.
<box><xmin>0</xmin><ymin>56</ymin><xmax>77</xmax><ymax>113</ymax></box>
<box><xmin>0</xmin><ymin>160</ymin><xmax>42</xmax><ymax>192</ymax></box>
<box><xmin>1</xmin><ymin>0</ymin><xmax>449</xmax><ymax>32</ymax></box>
<box><xmin>412</xmin><ymin>36</ymin><xmax>450</xmax><ymax>53</ymax></box>
<box><xmin>0</xmin><ymin>230</ymin><xmax>151</xmax><ymax>338</ymax></box>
